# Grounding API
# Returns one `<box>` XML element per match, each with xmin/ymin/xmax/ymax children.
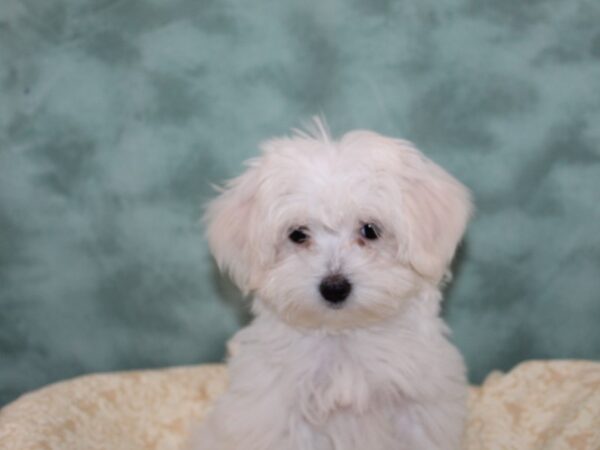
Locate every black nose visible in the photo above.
<box><xmin>319</xmin><ymin>275</ymin><xmax>352</xmax><ymax>305</ymax></box>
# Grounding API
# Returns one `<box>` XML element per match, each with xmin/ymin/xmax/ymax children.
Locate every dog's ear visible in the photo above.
<box><xmin>396</xmin><ymin>146</ymin><xmax>472</xmax><ymax>284</ymax></box>
<box><xmin>205</xmin><ymin>159</ymin><xmax>270</xmax><ymax>294</ymax></box>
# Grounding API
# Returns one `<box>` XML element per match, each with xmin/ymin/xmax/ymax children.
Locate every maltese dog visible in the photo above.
<box><xmin>193</xmin><ymin>119</ymin><xmax>472</xmax><ymax>450</ymax></box>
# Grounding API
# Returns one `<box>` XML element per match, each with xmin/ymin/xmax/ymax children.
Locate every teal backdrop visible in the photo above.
<box><xmin>1</xmin><ymin>0</ymin><xmax>600</xmax><ymax>406</ymax></box>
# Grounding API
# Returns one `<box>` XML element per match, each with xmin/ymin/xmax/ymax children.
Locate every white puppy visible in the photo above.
<box><xmin>193</xmin><ymin>120</ymin><xmax>472</xmax><ymax>450</ymax></box>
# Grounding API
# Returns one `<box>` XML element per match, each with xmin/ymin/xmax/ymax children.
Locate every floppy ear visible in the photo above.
<box><xmin>398</xmin><ymin>147</ymin><xmax>472</xmax><ymax>283</ymax></box>
<box><xmin>204</xmin><ymin>159</ymin><xmax>270</xmax><ymax>294</ymax></box>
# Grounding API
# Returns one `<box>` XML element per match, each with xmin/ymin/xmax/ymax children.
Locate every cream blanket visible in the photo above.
<box><xmin>1</xmin><ymin>360</ymin><xmax>599</xmax><ymax>450</ymax></box>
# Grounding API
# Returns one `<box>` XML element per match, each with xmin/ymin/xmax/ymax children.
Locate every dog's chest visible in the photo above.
<box><xmin>290</xmin><ymin>341</ymin><xmax>403</xmax><ymax>424</ymax></box>
<box><xmin>280</xmin><ymin>345</ymin><xmax>410</xmax><ymax>450</ymax></box>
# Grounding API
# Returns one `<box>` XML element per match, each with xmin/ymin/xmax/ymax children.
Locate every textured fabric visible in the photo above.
<box><xmin>0</xmin><ymin>365</ymin><xmax>228</xmax><ymax>450</ymax></box>
<box><xmin>1</xmin><ymin>361</ymin><xmax>599</xmax><ymax>450</ymax></box>
<box><xmin>466</xmin><ymin>360</ymin><xmax>600</xmax><ymax>449</ymax></box>
<box><xmin>1</xmin><ymin>0</ymin><xmax>600</xmax><ymax>405</ymax></box>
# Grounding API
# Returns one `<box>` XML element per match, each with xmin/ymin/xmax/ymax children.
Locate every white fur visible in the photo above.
<box><xmin>193</xmin><ymin>121</ymin><xmax>472</xmax><ymax>450</ymax></box>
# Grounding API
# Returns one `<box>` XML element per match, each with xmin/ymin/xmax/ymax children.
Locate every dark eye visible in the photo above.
<box><xmin>289</xmin><ymin>228</ymin><xmax>309</xmax><ymax>244</ymax></box>
<box><xmin>360</xmin><ymin>223</ymin><xmax>380</xmax><ymax>240</ymax></box>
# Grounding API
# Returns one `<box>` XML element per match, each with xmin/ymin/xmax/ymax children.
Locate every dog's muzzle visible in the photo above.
<box><xmin>319</xmin><ymin>274</ymin><xmax>352</xmax><ymax>306</ymax></box>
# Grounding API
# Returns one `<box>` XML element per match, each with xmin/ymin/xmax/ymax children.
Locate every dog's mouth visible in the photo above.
<box><xmin>325</xmin><ymin>302</ymin><xmax>345</xmax><ymax>311</ymax></box>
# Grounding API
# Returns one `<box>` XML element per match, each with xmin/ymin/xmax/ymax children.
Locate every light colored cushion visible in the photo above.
<box><xmin>1</xmin><ymin>360</ymin><xmax>599</xmax><ymax>450</ymax></box>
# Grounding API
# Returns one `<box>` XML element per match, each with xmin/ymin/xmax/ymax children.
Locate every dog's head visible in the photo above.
<box><xmin>205</xmin><ymin>123</ymin><xmax>471</xmax><ymax>330</ymax></box>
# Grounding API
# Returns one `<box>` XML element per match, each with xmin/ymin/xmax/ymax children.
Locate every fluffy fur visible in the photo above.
<box><xmin>192</xmin><ymin>120</ymin><xmax>472</xmax><ymax>450</ymax></box>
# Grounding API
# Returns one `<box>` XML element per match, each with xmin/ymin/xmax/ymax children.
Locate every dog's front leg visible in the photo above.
<box><xmin>189</xmin><ymin>388</ymin><xmax>298</xmax><ymax>450</ymax></box>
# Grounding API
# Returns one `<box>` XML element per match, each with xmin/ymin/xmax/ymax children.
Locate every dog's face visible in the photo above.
<box><xmin>205</xmin><ymin>128</ymin><xmax>471</xmax><ymax>330</ymax></box>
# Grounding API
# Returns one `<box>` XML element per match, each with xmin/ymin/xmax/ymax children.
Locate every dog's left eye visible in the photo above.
<box><xmin>360</xmin><ymin>223</ymin><xmax>380</xmax><ymax>240</ymax></box>
<box><xmin>289</xmin><ymin>228</ymin><xmax>309</xmax><ymax>244</ymax></box>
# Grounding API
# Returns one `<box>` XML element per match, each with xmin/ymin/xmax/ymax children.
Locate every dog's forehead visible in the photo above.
<box><xmin>269</xmin><ymin>135</ymin><xmax>398</xmax><ymax>181</ymax></box>
<box><xmin>264</xmin><ymin>138</ymin><xmax>400</xmax><ymax>228</ymax></box>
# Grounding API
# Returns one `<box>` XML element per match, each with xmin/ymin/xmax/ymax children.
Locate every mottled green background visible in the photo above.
<box><xmin>1</xmin><ymin>0</ymin><xmax>600</xmax><ymax>406</ymax></box>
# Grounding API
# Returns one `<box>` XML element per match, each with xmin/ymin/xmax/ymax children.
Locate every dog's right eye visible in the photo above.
<box><xmin>289</xmin><ymin>228</ymin><xmax>309</xmax><ymax>244</ymax></box>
